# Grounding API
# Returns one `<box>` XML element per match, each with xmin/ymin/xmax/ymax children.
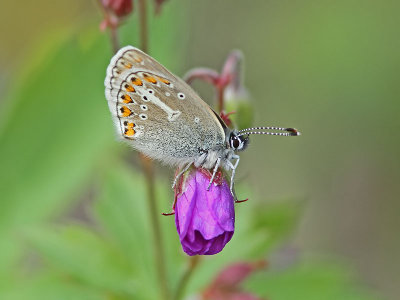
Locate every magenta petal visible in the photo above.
<box><xmin>175</xmin><ymin>169</ymin><xmax>235</xmax><ymax>256</ymax></box>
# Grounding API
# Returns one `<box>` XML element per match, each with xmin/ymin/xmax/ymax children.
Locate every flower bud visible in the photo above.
<box><xmin>102</xmin><ymin>0</ymin><xmax>133</xmax><ymax>17</ymax></box>
<box><xmin>100</xmin><ymin>0</ymin><xmax>133</xmax><ymax>30</ymax></box>
<box><xmin>175</xmin><ymin>168</ymin><xmax>235</xmax><ymax>256</ymax></box>
<box><xmin>202</xmin><ymin>260</ymin><xmax>267</xmax><ymax>300</ymax></box>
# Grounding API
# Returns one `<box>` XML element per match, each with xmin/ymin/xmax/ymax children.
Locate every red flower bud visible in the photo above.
<box><xmin>100</xmin><ymin>0</ymin><xmax>133</xmax><ymax>31</ymax></box>
<box><xmin>202</xmin><ymin>261</ymin><xmax>267</xmax><ymax>300</ymax></box>
<box><xmin>102</xmin><ymin>0</ymin><xmax>133</xmax><ymax>17</ymax></box>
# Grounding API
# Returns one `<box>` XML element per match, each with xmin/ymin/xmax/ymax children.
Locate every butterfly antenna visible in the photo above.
<box><xmin>238</xmin><ymin>127</ymin><xmax>300</xmax><ymax>137</ymax></box>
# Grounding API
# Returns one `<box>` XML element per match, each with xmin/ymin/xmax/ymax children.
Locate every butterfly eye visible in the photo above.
<box><xmin>230</xmin><ymin>133</ymin><xmax>248</xmax><ymax>151</ymax></box>
<box><xmin>232</xmin><ymin>138</ymin><xmax>240</xmax><ymax>149</ymax></box>
<box><xmin>230</xmin><ymin>134</ymin><xmax>241</xmax><ymax>150</ymax></box>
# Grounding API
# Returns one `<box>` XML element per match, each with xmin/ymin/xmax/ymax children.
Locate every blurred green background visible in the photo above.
<box><xmin>0</xmin><ymin>0</ymin><xmax>398</xmax><ymax>299</ymax></box>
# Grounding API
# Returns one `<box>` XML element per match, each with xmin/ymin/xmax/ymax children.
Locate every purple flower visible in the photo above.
<box><xmin>175</xmin><ymin>168</ymin><xmax>235</xmax><ymax>256</ymax></box>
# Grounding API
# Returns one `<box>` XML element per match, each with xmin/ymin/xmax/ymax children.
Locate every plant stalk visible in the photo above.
<box><xmin>100</xmin><ymin>0</ymin><xmax>170</xmax><ymax>298</ymax></box>
<box><xmin>140</xmin><ymin>155</ymin><xmax>170</xmax><ymax>300</ymax></box>
<box><xmin>97</xmin><ymin>0</ymin><xmax>120</xmax><ymax>53</ymax></box>
<box><xmin>110</xmin><ymin>26</ymin><xmax>120</xmax><ymax>53</ymax></box>
<box><xmin>217</xmin><ymin>86</ymin><xmax>225</xmax><ymax>113</ymax></box>
<box><xmin>138</xmin><ymin>1</ymin><xmax>170</xmax><ymax>300</ymax></box>
<box><xmin>174</xmin><ymin>256</ymin><xmax>201</xmax><ymax>300</ymax></box>
<box><xmin>138</xmin><ymin>0</ymin><xmax>149</xmax><ymax>52</ymax></box>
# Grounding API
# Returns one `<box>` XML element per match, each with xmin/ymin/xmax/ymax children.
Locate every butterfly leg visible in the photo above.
<box><xmin>172</xmin><ymin>162</ymin><xmax>192</xmax><ymax>189</ymax></box>
<box><xmin>228</xmin><ymin>154</ymin><xmax>240</xmax><ymax>194</ymax></box>
<box><xmin>227</xmin><ymin>155</ymin><xmax>248</xmax><ymax>203</ymax></box>
<box><xmin>207</xmin><ymin>157</ymin><xmax>222</xmax><ymax>191</ymax></box>
<box><xmin>164</xmin><ymin>163</ymin><xmax>192</xmax><ymax>216</ymax></box>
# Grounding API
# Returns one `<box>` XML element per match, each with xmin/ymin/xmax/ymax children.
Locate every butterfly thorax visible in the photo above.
<box><xmin>193</xmin><ymin>128</ymin><xmax>247</xmax><ymax>170</ymax></box>
<box><xmin>194</xmin><ymin>147</ymin><xmax>233</xmax><ymax>170</ymax></box>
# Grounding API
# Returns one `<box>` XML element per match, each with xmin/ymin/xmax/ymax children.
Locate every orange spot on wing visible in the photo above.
<box><xmin>134</xmin><ymin>57</ymin><xmax>142</xmax><ymax>63</ymax></box>
<box><xmin>131</xmin><ymin>77</ymin><xmax>143</xmax><ymax>86</ymax></box>
<box><xmin>123</xmin><ymin>121</ymin><xmax>136</xmax><ymax>136</ymax></box>
<box><xmin>143</xmin><ymin>73</ymin><xmax>157</xmax><ymax>84</ymax></box>
<box><xmin>120</xmin><ymin>106</ymin><xmax>132</xmax><ymax>117</ymax></box>
<box><xmin>158</xmin><ymin>77</ymin><xmax>170</xmax><ymax>85</ymax></box>
<box><xmin>122</xmin><ymin>94</ymin><xmax>133</xmax><ymax>103</ymax></box>
<box><xmin>125</xmin><ymin>84</ymin><xmax>135</xmax><ymax>92</ymax></box>
<box><xmin>125</xmin><ymin>63</ymin><xmax>132</xmax><ymax>69</ymax></box>
<box><xmin>124</xmin><ymin>128</ymin><xmax>135</xmax><ymax>136</ymax></box>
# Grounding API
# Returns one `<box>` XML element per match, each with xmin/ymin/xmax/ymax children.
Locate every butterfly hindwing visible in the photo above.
<box><xmin>104</xmin><ymin>46</ymin><xmax>226</xmax><ymax>166</ymax></box>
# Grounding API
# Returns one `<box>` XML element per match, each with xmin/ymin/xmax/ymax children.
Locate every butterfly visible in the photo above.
<box><xmin>104</xmin><ymin>46</ymin><xmax>300</xmax><ymax>197</ymax></box>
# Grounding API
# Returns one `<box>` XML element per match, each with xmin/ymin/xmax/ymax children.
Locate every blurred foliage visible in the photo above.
<box><xmin>245</xmin><ymin>260</ymin><xmax>380</xmax><ymax>300</ymax></box>
<box><xmin>0</xmin><ymin>0</ymin><xmax>389</xmax><ymax>299</ymax></box>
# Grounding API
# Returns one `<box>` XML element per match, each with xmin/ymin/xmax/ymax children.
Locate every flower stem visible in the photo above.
<box><xmin>97</xmin><ymin>0</ymin><xmax>120</xmax><ymax>53</ymax></box>
<box><xmin>110</xmin><ymin>26</ymin><xmax>120</xmax><ymax>53</ymax></box>
<box><xmin>138</xmin><ymin>0</ymin><xmax>149</xmax><ymax>52</ymax></box>
<box><xmin>140</xmin><ymin>155</ymin><xmax>170</xmax><ymax>300</ymax></box>
<box><xmin>217</xmin><ymin>86</ymin><xmax>224</xmax><ymax>113</ymax></box>
<box><xmin>137</xmin><ymin>1</ymin><xmax>170</xmax><ymax>299</ymax></box>
<box><xmin>174</xmin><ymin>256</ymin><xmax>201</xmax><ymax>300</ymax></box>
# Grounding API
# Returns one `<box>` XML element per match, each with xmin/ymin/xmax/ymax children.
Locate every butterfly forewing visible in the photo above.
<box><xmin>104</xmin><ymin>46</ymin><xmax>226</xmax><ymax>166</ymax></box>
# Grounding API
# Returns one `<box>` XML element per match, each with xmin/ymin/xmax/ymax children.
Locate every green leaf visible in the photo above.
<box><xmin>243</xmin><ymin>199</ymin><xmax>303</xmax><ymax>257</ymax></box>
<box><xmin>94</xmin><ymin>160</ymin><xmax>185</xmax><ymax>299</ymax></box>
<box><xmin>2</xmin><ymin>273</ymin><xmax>106</xmax><ymax>300</ymax></box>
<box><xmin>0</xmin><ymin>0</ymin><xmax>189</xmax><ymax>282</ymax></box>
<box><xmin>0</xmin><ymin>27</ymin><xmax>115</xmax><ymax>232</ymax></box>
<box><xmin>94</xmin><ymin>161</ymin><xmax>156</xmax><ymax>297</ymax></box>
<box><xmin>245</xmin><ymin>260</ymin><xmax>381</xmax><ymax>300</ymax></box>
<box><xmin>25</xmin><ymin>224</ymin><xmax>137</xmax><ymax>297</ymax></box>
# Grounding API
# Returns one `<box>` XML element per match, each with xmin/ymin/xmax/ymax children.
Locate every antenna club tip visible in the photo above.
<box><xmin>286</xmin><ymin>128</ymin><xmax>301</xmax><ymax>136</ymax></box>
